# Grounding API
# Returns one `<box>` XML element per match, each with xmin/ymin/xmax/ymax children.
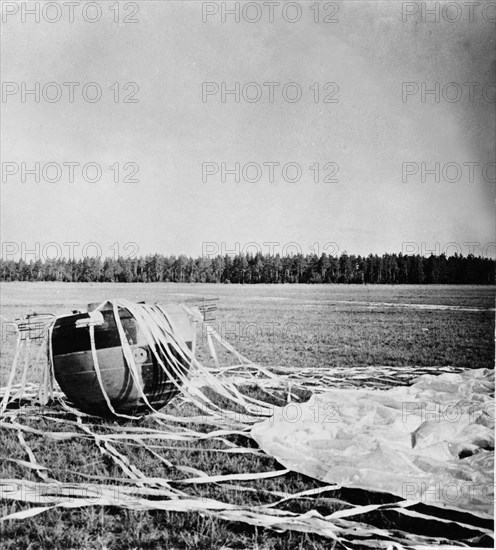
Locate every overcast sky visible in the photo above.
<box><xmin>1</xmin><ymin>1</ymin><xmax>494</xmax><ymax>259</ymax></box>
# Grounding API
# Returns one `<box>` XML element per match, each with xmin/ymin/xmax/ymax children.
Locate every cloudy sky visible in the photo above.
<box><xmin>1</xmin><ymin>1</ymin><xmax>494</xmax><ymax>259</ymax></box>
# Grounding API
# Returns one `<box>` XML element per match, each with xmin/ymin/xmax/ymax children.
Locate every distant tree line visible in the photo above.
<box><xmin>0</xmin><ymin>253</ymin><xmax>494</xmax><ymax>284</ymax></box>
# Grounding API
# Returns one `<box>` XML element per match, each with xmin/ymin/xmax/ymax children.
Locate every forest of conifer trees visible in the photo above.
<box><xmin>0</xmin><ymin>252</ymin><xmax>494</xmax><ymax>284</ymax></box>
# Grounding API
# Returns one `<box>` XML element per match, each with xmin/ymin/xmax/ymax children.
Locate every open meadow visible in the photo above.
<box><xmin>0</xmin><ymin>283</ymin><xmax>494</xmax><ymax>549</ymax></box>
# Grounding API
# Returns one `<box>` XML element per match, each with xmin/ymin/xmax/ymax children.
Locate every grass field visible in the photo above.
<box><xmin>0</xmin><ymin>283</ymin><xmax>494</xmax><ymax>549</ymax></box>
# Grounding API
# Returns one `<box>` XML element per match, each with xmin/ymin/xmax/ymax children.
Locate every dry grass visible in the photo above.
<box><xmin>0</xmin><ymin>283</ymin><xmax>494</xmax><ymax>549</ymax></box>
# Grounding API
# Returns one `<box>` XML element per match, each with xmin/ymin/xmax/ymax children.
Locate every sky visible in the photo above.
<box><xmin>1</xmin><ymin>0</ymin><xmax>495</xmax><ymax>260</ymax></box>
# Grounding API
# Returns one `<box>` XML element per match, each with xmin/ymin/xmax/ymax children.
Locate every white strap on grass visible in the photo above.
<box><xmin>0</xmin><ymin>334</ymin><xmax>23</xmax><ymax>413</ymax></box>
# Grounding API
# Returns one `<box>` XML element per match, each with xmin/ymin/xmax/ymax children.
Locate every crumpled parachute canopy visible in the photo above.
<box><xmin>252</xmin><ymin>368</ymin><xmax>494</xmax><ymax>518</ymax></box>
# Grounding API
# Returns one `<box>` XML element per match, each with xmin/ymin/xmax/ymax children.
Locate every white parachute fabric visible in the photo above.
<box><xmin>1</xmin><ymin>301</ymin><xmax>494</xmax><ymax>547</ymax></box>
<box><xmin>251</xmin><ymin>368</ymin><xmax>494</xmax><ymax>518</ymax></box>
